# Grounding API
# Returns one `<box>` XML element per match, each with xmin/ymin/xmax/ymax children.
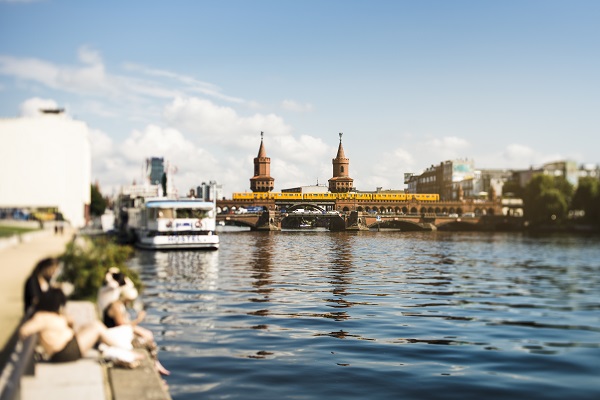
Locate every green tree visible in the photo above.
<box><xmin>59</xmin><ymin>236</ymin><xmax>140</xmax><ymax>300</ymax></box>
<box><xmin>571</xmin><ymin>177</ymin><xmax>600</xmax><ymax>225</ymax></box>
<box><xmin>553</xmin><ymin>176</ymin><xmax>574</xmax><ymax>205</ymax></box>
<box><xmin>90</xmin><ymin>184</ymin><xmax>107</xmax><ymax>216</ymax></box>
<box><xmin>523</xmin><ymin>174</ymin><xmax>572</xmax><ymax>227</ymax></box>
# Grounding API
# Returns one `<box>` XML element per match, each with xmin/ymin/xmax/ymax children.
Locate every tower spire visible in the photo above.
<box><xmin>250</xmin><ymin>131</ymin><xmax>274</xmax><ymax>192</ymax></box>
<box><xmin>329</xmin><ymin>132</ymin><xmax>353</xmax><ymax>193</ymax></box>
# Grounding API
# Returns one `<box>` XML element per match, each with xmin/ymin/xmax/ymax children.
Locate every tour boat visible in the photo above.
<box><xmin>127</xmin><ymin>198</ymin><xmax>219</xmax><ymax>250</ymax></box>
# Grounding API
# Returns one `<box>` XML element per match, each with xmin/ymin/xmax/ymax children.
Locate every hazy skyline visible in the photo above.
<box><xmin>1</xmin><ymin>0</ymin><xmax>599</xmax><ymax>197</ymax></box>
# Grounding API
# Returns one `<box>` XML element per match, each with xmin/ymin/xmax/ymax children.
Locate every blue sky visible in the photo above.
<box><xmin>1</xmin><ymin>0</ymin><xmax>599</xmax><ymax>197</ymax></box>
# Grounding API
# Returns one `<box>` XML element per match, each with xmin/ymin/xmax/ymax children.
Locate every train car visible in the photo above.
<box><xmin>373</xmin><ymin>193</ymin><xmax>407</xmax><ymax>201</ymax></box>
<box><xmin>232</xmin><ymin>192</ymin><xmax>254</xmax><ymax>200</ymax></box>
<box><xmin>355</xmin><ymin>193</ymin><xmax>373</xmax><ymax>201</ymax></box>
<box><xmin>303</xmin><ymin>192</ymin><xmax>337</xmax><ymax>201</ymax></box>
<box><xmin>336</xmin><ymin>193</ymin><xmax>355</xmax><ymax>200</ymax></box>
<box><xmin>251</xmin><ymin>192</ymin><xmax>271</xmax><ymax>200</ymax></box>
<box><xmin>415</xmin><ymin>194</ymin><xmax>439</xmax><ymax>202</ymax></box>
<box><xmin>272</xmin><ymin>192</ymin><xmax>303</xmax><ymax>200</ymax></box>
<box><xmin>406</xmin><ymin>193</ymin><xmax>440</xmax><ymax>202</ymax></box>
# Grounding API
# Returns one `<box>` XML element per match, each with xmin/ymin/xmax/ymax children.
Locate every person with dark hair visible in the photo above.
<box><xmin>103</xmin><ymin>285</ymin><xmax>170</xmax><ymax>375</ymax></box>
<box><xmin>19</xmin><ymin>288</ymin><xmax>124</xmax><ymax>363</ymax></box>
<box><xmin>23</xmin><ymin>257</ymin><xmax>59</xmax><ymax>313</ymax></box>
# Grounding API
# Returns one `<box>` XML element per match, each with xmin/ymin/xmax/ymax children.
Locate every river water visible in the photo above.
<box><xmin>129</xmin><ymin>231</ymin><xmax>600</xmax><ymax>399</ymax></box>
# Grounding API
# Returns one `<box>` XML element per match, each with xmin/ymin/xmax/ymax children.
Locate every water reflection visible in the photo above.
<box><xmin>249</xmin><ymin>233</ymin><xmax>275</xmax><ymax>303</ymax></box>
<box><xmin>130</xmin><ymin>232</ymin><xmax>600</xmax><ymax>400</ymax></box>
<box><xmin>325</xmin><ymin>235</ymin><xmax>353</xmax><ymax>319</ymax></box>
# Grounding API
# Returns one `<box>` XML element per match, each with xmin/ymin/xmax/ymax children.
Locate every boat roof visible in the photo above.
<box><xmin>145</xmin><ymin>199</ymin><xmax>215</xmax><ymax>209</ymax></box>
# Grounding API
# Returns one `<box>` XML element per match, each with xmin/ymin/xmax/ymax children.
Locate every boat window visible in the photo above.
<box><xmin>155</xmin><ymin>208</ymin><xmax>174</xmax><ymax>219</ymax></box>
<box><xmin>176</xmin><ymin>208</ymin><xmax>208</xmax><ymax>219</ymax></box>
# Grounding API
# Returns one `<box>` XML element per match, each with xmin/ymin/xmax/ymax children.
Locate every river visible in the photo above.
<box><xmin>128</xmin><ymin>231</ymin><xmax>600</xmax><ymax>399</ymax></box>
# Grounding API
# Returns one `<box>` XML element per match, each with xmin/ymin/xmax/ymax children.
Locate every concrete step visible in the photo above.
<box><xmin>21</xmin><ymin>356</ymin><xmax>108</xmax><ymax>400</ymax></box>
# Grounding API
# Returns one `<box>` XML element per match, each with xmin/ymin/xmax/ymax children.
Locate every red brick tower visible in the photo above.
<box><xmin>328</xmin><ymin>132</ymin><xmax>353</xmax><ymax>193</ymax></box>
<box><xmin>250</xmin><ymin>132</ymin><xmax>275</xmax><ymax>192</ymax></box>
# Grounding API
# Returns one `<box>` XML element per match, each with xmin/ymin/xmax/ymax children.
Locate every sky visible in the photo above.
<box><xmin>1</xmin><ymin>0</ymin><xmax>599</xmax><ymax>198</ymax></box>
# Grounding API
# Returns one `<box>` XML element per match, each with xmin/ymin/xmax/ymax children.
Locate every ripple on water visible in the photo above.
<box><xmin>130</xmin><ymin>232</ymin><xmax>600</xmax><ymax>400</ymax></box>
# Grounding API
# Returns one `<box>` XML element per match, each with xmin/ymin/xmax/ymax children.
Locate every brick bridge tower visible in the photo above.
<box><xmin>328</xmin><ymin>132</ymin><xmax>353</xmax><ymax>193</ymax></box>
<box><xmin>250</xmin><ymin>131</ymin><xmax>275</xmax><ymax>192</ymax></box>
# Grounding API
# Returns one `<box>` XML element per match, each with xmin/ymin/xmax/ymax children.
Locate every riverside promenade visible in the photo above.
<box><xmin>0</xmin><ymin>224</ymin><xmax>171</xmax><ymax>400</ymax></box>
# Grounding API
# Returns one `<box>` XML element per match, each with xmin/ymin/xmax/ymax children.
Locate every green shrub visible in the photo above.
<box><xmin>59</xmin><ymin>236</ymin><xmax>141</xmax><ymax>301</ymax></box>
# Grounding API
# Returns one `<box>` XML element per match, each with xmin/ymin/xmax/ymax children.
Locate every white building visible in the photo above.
<box><xmin>0</xmin><ymin>110</ymin><xmax>91</xmax><ymax>227</ymax></box>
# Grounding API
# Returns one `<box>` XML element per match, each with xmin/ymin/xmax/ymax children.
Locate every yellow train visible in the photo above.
<box><xmin>232</xmin><ymin>192</ymin><xmax>440</xmax><ymax>202</ymax></box>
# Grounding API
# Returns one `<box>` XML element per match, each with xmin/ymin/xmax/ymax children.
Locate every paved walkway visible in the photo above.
<box><xmin>0</xmin><ymin>226</ymin><xmax>74</xmax><ymax>349</ymax></box>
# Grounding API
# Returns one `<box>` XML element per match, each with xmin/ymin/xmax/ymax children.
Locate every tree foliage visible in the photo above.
<box><xmin>90</xmin><ymin>184</ymin><xmax>107</xmax><ymax>216</ymax></box>
<box><xmin>571</xmin><ymin>177</ymin><xmax>600</xmax><ymax>225</ymax></box>
<box><xmin>523</xmin><ymin>174</ymin><xmax>573</xmax><ymax>227</ymax></box>
<box><xmin>59</xmin><ymin>236</ymin><xmax>141</xmax><ymax>301</ymax></box>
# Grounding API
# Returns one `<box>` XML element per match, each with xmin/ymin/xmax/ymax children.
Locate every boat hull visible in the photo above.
<box><xmin>136</xmin><ymin>232</ymin><xmax>219</xmax><ymax>250</ymax></box>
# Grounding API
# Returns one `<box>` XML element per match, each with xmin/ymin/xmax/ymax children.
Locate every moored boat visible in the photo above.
<box><xmin>127</xmin><ymin>198</ymin><xmax>219</xmax><ymax>250</ymax></box>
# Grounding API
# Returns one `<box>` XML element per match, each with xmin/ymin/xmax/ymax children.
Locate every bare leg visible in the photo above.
<box><xmin>76</xmin><ymin>320</ymin><xmax>123</xmax><ymax>353</ymax></box>
<box><xmin>155</xmin><ymin>359</ymin><xmax>170</xmax><ymax>375</ymax></box>
<box><xmin>133</xmin><ymin>325</ymin><xmax>154</xmax><ymax>343</ymax></box>
<box><xmin>75</xmin><ymin>320</ymin><xmax>105</xmax><ymax>354</ymax></box>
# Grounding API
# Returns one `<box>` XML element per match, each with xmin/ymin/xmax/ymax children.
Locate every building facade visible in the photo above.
<box><xmin>196</xmin><ymin>180</ymin><xmax>223</xmax><ymax>201</ymax></box>
<box><xmin>0</xmin><ymin>110</ymin><xmax>91</xmax><ymax>227</ymax></box>
<box><xmin>146</xmin><ymin>157</ymin><xmax>165</xmax><ymax>185</ymax></box>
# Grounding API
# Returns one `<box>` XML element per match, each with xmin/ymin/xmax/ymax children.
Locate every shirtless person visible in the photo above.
<box><xmin>19</xmin><ymin>288</ymin><xmax>129</xmax><ymax>363</ymax></box>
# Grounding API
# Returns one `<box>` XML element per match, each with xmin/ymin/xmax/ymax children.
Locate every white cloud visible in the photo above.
<box><xmin>19</xmin><ymin>97</ymin><xmax>60</xmax><ymax>117</ymax></box>
<box><xmin>281</xmin><ymin>99</ymin><xmax>314</xmax><ymax>112</ymax></box>
<box><xmin>425</xmin><ymin>136</ymin><xmax>470</xmax><ymax>152</ymax></box>
<box><xmin>162</xmin><ymin>96</ymin><xmax>332</xmax><ymax>192</ymax></box>
<box><xmin>89</xmin><ymin>128</ymin><xmax>113</xmax><ymax>159</ymax></box>
<box><xmin>368</xmin><ymin>147</ymin><xmax>415</xmax><ymax>190</ymax></box>
<box><xmin>163</xmin><ymin>96</ymin><xmax>294</xmax><ymax>148</ymax></box>
<box><xmin>0</xmin><ymin>48</ymin><xmax>245</xmax><ymax>110</ymax></box>
<box><xmin>502</xmin><ymin>143</ymin><xmax>534</xmax><ymax>161</ymax></box>
<box><xmin>78</xmin><ymin>46</ymin><xmax>103</xmax><ymax>66</ymax></box>
<box><xmin>123</xmin><ymin>63</ymin><xmax>244</xmax><ymax>104</ymax></box>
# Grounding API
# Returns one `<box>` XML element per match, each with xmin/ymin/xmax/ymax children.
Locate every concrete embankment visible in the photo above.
<box><xmin>0</xmin><ymin>226</ymin><xmax>171</xmax><ymax>400</ymax></box>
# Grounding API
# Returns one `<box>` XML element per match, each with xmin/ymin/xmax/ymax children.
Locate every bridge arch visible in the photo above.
<box><xmin>286</xmin><ymin>203</ymin><xmax>326</xmax><ymax>212</ymax></box>
<box><xmin>437</xmin><ymin>220</ymin><xmax>479</xmax><ymax>231</ymax></box>
<box><xmin>367</xmin><ymin>219</ymin><xmax>428</xmax><ymax>231</ymax></box>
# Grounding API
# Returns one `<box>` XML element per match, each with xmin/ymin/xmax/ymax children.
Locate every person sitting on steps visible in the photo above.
<box><xmin>103</xmin><ymin>284</ymin><xmax>170</xmax><ymax>375</ymax></box>
<box><xmin>19</xmin><ymin>288</ymin><xmax>138</xmax><ymax>364</ymax></box>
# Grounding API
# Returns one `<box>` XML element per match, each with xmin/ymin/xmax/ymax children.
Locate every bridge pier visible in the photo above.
<box><xmin>255</xmin><ymin>210</ymin><xmax>281</xmax><ymax>231</ymax></box>
<box><xmin>345</xmin><ymin>211</ymin><xmax>369</xmax><ymax>231</ymax></box>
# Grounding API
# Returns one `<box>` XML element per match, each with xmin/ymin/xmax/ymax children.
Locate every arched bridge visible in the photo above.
<box><xmin>216</xmin><ymin>211</ymin><xmax>521</xmax><ymax>231</ymax></box>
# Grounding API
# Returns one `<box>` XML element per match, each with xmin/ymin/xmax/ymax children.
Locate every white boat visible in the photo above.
<box><xmin>127</xmin><ymin>198</ymin><xmax>219</xmax><ymax>250</ymax></box>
